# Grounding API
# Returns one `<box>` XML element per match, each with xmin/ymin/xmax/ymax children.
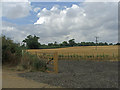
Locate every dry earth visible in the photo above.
<box><xmin>2</xmin><ymin>66</ymin><xmax>60</xmax><ymax>88</ymax></box>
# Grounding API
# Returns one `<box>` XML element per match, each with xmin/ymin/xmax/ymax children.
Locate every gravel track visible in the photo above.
<box><xmin>18</xmin><ymin>60</ymin><xmax>118</xmax><ymax>88</ymax></box>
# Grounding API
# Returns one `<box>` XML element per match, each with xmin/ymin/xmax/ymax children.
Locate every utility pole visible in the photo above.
<box><xmin>95</xmin><ymin>36</ymin><xmax>99</xmax><ymax>50</ymax></box>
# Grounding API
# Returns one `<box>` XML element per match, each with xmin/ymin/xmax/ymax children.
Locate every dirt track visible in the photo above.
<box><xmin>2</xmin><ymin>67</ymin><xmax>59</xmax><ymax>88</ymax></box>
<box><xmin>19</xmin><ymin>60</ymin><xmax>118</xmax><ymax>88</ymax></box>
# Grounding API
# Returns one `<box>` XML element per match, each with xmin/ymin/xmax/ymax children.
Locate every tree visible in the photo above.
<box><xmin>104</xmin><ymin>42</ymin><xmax>108</xmax><ymax>45</ymax></box>
<box><xmin>109</xmin><ymin>43</ymin><xmax>113</xmax><ymax>45</ymax></box>
<box><xmin>81</xmin><ymin>42</ymin><xmax>86</xmax><ymax>46</ymax></box>
<box><xmin>116</xmin><ymin>42</ymin><xmax>120</xmax><ymax>45</ymax></box>
<box><xmin>68</xmin><ymin>39</ymin><xmax>76</xmax><ymax>46</ymax></box>
<box><xmin>62</xmin><ymin>41</ymin><xmax>68</xmax><ymax>46</ymax></box>
<box><xmin>98</xmin><ymin>42</ymin><xmax>104</xmax><ymax>46</ymax></box>
<box><xmin>54</xmin><ymin>41</ymin><xmax>58</xmax><ymax>46</ymax></box>
<box><xmin>22</xmin><ymin>35</ymin><xmax>40</xmax><ymax>49</ymax></box>
<box><xmin>48</xmin><ymin>43</ymin><xmax>54</xmax><ymax>46</ymax></box>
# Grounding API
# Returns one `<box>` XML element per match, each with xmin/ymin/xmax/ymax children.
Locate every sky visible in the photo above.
<box><xmin>1</xmin><ymin>0</ymin><xmax>118</xmax><ymax>44</ymax></box>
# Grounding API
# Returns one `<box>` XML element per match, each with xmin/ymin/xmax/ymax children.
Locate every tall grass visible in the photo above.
<box><xmin>17</xmin><ymin>51</ymin><xmax>47</xmax><ymax>72</ymax></box>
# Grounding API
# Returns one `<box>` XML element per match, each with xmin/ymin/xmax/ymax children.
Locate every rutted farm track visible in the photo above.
<box><xmin>19</xmin><ymin>60</ymin><xmax>118</xmax><ymax>88</ymax></box>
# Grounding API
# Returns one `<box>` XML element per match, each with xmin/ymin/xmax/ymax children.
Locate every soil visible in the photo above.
<box><xmin>18</xmin><ymin>60</ymin><xmax>119</xmax><ymax>88</ymax></box>
<box><xmin>2</xmin><ymin>66</ymin><xmax>60</xmax><ymax>88</ymax></box>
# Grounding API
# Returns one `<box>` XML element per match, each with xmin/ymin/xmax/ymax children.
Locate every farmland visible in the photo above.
<box><xmin>2</xmin><ymin>2</ymin><xmax>119</xmax><ymax>88</ymax></box>
<box><xmin>27</xmin><ymin>45</ymin><xmax>118</xmax><ymax>61</ymax></box>
<box><xmin>18</xmin><ymin>45</ymin><xmax>119</xmax><ymax>88</ymax></box>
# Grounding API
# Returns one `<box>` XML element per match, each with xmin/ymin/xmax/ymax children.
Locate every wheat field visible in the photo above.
<box><xmin>27</xmin><ymin>45</ymin><xmax>119</xmax><ymax>61</ymax></box>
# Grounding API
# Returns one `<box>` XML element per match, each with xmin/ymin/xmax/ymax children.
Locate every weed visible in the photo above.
<box><xmin>20</xmin><ymin>51</ymin><xmax>47</xmax><ymax>71</ymax></box>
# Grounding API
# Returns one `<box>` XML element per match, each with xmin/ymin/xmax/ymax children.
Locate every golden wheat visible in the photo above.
<box><xmin>27</xmin><ymin>45</ymin><xmax>119</xmax><ymax>61</ymax></box>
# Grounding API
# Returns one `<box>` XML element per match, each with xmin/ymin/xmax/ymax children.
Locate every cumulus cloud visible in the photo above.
<box><xmin>2</xmin><ymin>21</ymin><xmax>26</xmax><ymax>42</ymax></box>
<box><xmin>2</xmin><ymin>0</ymin><xmax>31</xmax><ymax>19</ymax></box>
<box><xmin>2</xmin><ymin>2</ymin><xmax>118</xmax><ymax>44</ymax></box>
<box><xmin>2</xmin><ymin>21</ymin><xmax>67</xmax><ymax>43</ymax></box>
<box><xmin>33</xmin><ymin>2</ymin><xmax>118</xmax><ymax>43</ymax></box>
<box><xmin>34</xmin><ymin>7</ymin><xmax>41</xmax><ymax>13</ymax></box>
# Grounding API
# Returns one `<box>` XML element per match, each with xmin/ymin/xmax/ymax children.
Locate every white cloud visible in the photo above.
<box><xmin>2</xmin><ymin>26</ymin><xmax>15</xmax><ymax>32</ymax></box>
<box><xmin>34</xmin><ymin>7</ymin><xmax>41</xmax><ymax>13</ymax></box>
<box><xmin>0</xmin><ymin>3</ymin><xmax>2</xmax><ymax>18</ymax></box>
<box><xmin>34</xmin><ymin>17</ymin><xmax>46</xmax><ymax>24</ymax></box>
<box><xmin>2</xmin><ymin>0</ymin><xmax>31</xmax><ymax>19</ymax></box>
<box><xmin>33</xmin><ymin>2</ymin><xmax>118</xmax><ymax>43</ymax></box>
<box><xmin>2</xmin><ymin>22</ymin><xmax>27</xmax><ymax>42</ymax></box>
<box><xmin>2</xmin><ymin>2</ymin><xmax>118</xmax><ymax>44</ymax></box>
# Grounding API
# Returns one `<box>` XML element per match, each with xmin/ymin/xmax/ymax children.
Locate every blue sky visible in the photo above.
<box><xmin>2</xmin><ymin>2</ymin><xmax>82</xmax><ymax>25</ymax></box>
<box><xmin>1</xmin><ymin>1</ymin><xmax>118</xmax><ymax>44</ymax></box>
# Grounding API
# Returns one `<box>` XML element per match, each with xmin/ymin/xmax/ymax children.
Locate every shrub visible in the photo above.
<box><xmin>2</xmin><ymin>36</ymin><xmax>22</xmax><ymax>65</ymax></box>
<box><xmin>19</xmin><ymin>51</ymin><xmax>47</xmax><ymax>71</ymax></box>
<box><xmin>2</xmin><ymin>35</ymin><xmax>47</xmax><ymax>72</ymax></box>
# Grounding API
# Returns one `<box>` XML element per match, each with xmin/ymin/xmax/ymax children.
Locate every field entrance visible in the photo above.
<box><xmin>27</xmin><ymin>46</ymin><xmax>118</xmax><ymax>73</ymax></box>
<box><xmin>28</xmin><ymin>51</ymin><xmax>58</xmax><ymax>73</ymax></box>
<box><xmin>22</xmin><ymin>46</ymin><xmax>118</xmax><ymax>87</ymax></box>
<box><xmin>19</xmin><ymin>59</ymin><xmax>118</xmax><ymax>88</ymax></box>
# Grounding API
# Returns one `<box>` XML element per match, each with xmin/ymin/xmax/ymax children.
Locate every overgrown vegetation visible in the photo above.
<box><xmin>2</xmin><ymin>35</ymin><xmax>47</xmax><ymax>71</ymax></box>
<box><xmin>2</xmin><ymin>34</ymin><xmax>118</xmax><ymax>71</ymax></box>
<box><xmin>17</xmin><ymin>51</ymin><xmax>47</xmax><ymax>72</ymax></box>
<box><xmin>2</xmin><ymin>35</ymin><xmax>22</xmax><ymax>65</ymax></box>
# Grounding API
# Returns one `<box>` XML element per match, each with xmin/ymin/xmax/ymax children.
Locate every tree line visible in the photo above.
<box><xmin>22</xmin><ymin>35</ymin><xmax>120</xmax><ymax>49</ymax></box>
<box><xmin>1</xmin><ymin>35</ymin><xmax>119</xmax><ymax>70</ymax></box>
<box><xmin>1</xmin><ymin>35</ymin><xmax>119</xmax><ymax>63</ymax></box>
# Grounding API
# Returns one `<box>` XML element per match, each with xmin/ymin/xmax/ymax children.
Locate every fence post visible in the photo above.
<box><xmin>21</xmin><ymin>50</ymin><xmax>24</xmax><ymax>63</ymax></box>
<box><xmin>53</xmin><ymin>52</ymin><xmax>58</xmax><ymax>73</ymax></box>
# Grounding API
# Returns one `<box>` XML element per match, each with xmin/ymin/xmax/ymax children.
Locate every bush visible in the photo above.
<box><xmin>2</xmin><ymin>35</ymin><xmax>47</xmax><ymax>72</ymax></box>
<box><xmin>19</xmin><ymin>51</ymin><xmax>47</xmax><ymax>71</ymax></box>
<box><xmin>2</xmin><ymin>36</ymin><xmax>22</xmax><ymax>65</ymax></box>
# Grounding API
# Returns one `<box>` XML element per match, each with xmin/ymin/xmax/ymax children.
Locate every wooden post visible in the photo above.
<box><xmin>21</xmin><ymin>50</ymin><xmax>24</xmax><ymax>64</ymax></box>
<box><xmin>53</xmin><ymin>52</ymin><xmax>58</xmax><ymax>73</ymax></box>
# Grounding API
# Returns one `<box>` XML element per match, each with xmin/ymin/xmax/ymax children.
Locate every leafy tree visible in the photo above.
<box><xmin>68</xmin><ymin>39</ymin><xmax>76</xmax><ymax>46</ymax></box>
<box><xmin>22</xmin><ymin>35</ymin><xmax>40</xmax><ymax>49</ymax></box>
<box><xmin>98</xmin><ymin>42</ymin><xmax>104</xmax><ymax>46</ymax></box>
<box><xmin>109</xmin><ymin>43</ymin><xmax>113</xmax><ymax>45</ymax></box>
<box><xmin>48</xmin><ymin>43</ymin><xmax>54</xmax><ymax>46</ymax></box>
<box><xmin>104</xmin><ymin>42</ymin><xmax>108</xmax><ymax>45</ymax></box>
<box><xmin>81</xmin><ymin>42</ymin><xmax>86</xmax><ymax>46</ymax></box>
<box><xmin>54</xmin><ymin>41</ymin><xmax>58</xmax><ymax>46</ymax></box>
<box><xmin>90</xmin><ymin>42</ymin><xmax>96</xmax><ymax>46</ymax></box>
<box><xmin>62</xmin><ymin>41</ymin><xmax>68</xmax><ymax>46</ymax></box>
